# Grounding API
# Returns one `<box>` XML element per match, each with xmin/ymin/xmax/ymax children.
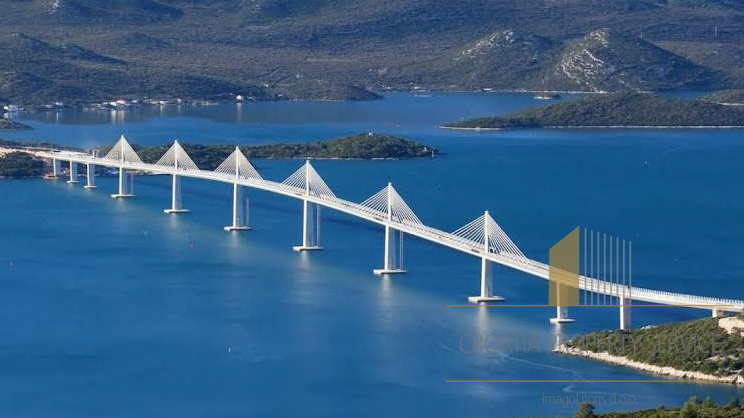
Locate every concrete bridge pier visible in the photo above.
<box><xmin>66</xmin><ymin>161</ymin><xmax>80</xmax><ymax>184</ymax></box>
<box><xmin>225</xmin><ymin>183</ymin><xmax>251</xmax><ymax>231</ymax></box>
<box><xmin>293</xmin><ymin>200</ymin><xmax>322</xmax><ymax>251</ymax></box>
<box><xmin>550</xmin><ymin>306</ymin><xmax>575</xmax><ymax>324</ymax></box>
<box><xmin>51</xmin><ymin>158</ymin><xmax>61</xmax><ymax>178</ymax></box>
<box><xmin>84</xmin><ymin>163</ymin><xmax>97</xmax><ymax>189</ymax></box>
<box><xmin>111</xmin><ymin>166</ymin><xmax>134</xmax><ymax>198</ymax></box>
<box><xmin>711</xmin><ymin>307</ymin><xmax>726</xmax><ymax>318</ymax></box>
<box><xmin>374</xmin><ymin>226</ymin><xmax>406</xmax><ymax>275</ymax></box>
<box><xmin>468</xmin><ymin>257</ymin><xmax>505</xmax><ymax>303</ymax></box>
<box><xmin>620</xmin><ymin>298</ymin><xmax>632</xmax><ymax>331</ymax></box>
<box><xmin>164</xmin><ymin>174</ymin><xmax>189</xmax><ymax>214</ymax></box>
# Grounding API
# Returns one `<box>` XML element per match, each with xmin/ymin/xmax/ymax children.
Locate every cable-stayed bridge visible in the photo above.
<box><xmin>34</xmin><ymin>136</ymin><xmax>744</xmax><ymax>329</ymax></box>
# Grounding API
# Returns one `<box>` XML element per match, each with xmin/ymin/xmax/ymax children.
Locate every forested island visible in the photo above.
<box><xmin>703</xmin><ymin>90</ymin><xmax>744</xmax><ymax>106</ymax></box>
<box><xmin>444</xmin><ymin>93</ymin><xmax>744</xmax><ymax>129</ymax></box>
<box><xmin>0</xmin><ymin>119</ymin><xmax>31</xmax><ymax>130</ymax></box>
<box><xmin>131</xmin><ymin>133</ymin><xmax>437</xmax><ymax>169</ymax></box>
<box><xmin>559</xmin><ymin>315</ymin><xmax>744</xmax><ymax>383</ymax></box>
<box><xmin>0</xmin><ymin>133</ymin><xmax>436</xmax><ymax>178</ymax></box>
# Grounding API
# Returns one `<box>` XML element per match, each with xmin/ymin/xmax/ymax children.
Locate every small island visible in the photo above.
<box><xmin>0</xmin><ymin>133</ymin><xmax>437</xmax><ymax>178</ymax></box>
<box><xmin>702</xmin><ymin>89</ymin><xmax>744</xmax><ymax>106</ymax></box>
<box><xmin>444</xmin><ymin>92</ymin><xmax>744</xmax><ymax>129</ymax></box>
<box><xmin>133</xmin><ymin>133</ymin><xmax>437</xmax><ymax>169</ymax></box>
<box><xmin>0</xmin><ymin>119</ymin><xmax>32</xmax><ymax>130</ymax></box>
<box><xmin>557</xmin><ymin>314</ymin><xmax>744</xmax><ymax>385</ymax></box>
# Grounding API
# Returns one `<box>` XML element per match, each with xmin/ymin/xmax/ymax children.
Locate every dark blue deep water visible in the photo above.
<box><xmin>1</xmin><ymin>93</ymin><xmax>743</xmax><ymax>417</ymax></box>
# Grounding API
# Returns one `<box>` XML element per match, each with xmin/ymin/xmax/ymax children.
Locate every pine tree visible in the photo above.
<box><xmin>574</xmin><ymin>403</ymin><xmax>596</xmax><ymax>418</ymax></box>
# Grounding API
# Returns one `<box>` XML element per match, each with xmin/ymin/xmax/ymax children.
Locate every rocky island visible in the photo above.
<box><xmin>444</xmin><ymin>93</ymin><xmax>744</xmax><ymax>129</ymax></box>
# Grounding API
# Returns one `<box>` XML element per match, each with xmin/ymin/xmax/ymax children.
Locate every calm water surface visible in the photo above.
<box><xmin>1</xmin><ymin>93</ymin><xmax>743</xmax><ymax>417</ymax></box>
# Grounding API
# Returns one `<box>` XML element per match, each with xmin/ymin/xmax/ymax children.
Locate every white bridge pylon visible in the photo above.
<box><xmin>288</xmin><ymin>161</ymin><xmax>331</xmax><ymax>251</ymax></box>
<box><xmin>104</xmin><ymin>135</ymin><xmax>141</xmax><ymax>198</ymax></box>
<box><xmin>452</xmin><ymin>211</ymin><xmax>528</xmax><ymax>303</ymax></box>
<box><xmin>158</xmin><ymin>140</ymin><xmax>199</xmax><ymax>214</ymax></box>
<box><xmin>216</xmin><ymin>147</ymin><xmax>261</xmax><ymax>231</ymax></box>
<box><xmin>362</xmin><ymin>183</ymin><xmax>421</xmax><ymax>275</ymax></box>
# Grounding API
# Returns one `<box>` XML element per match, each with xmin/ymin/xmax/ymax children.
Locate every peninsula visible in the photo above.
<box><xmin>703</xmin><ymin>89</ymin><xmax>744</xmax><ymax>106</ymax></box>
<box><xmin>558</xmin><ymin>315</ymin><xmax>744</xmax><ymax>385</ymax></box>
<box><xmin>0</xmin><ymin>119</ymin><xmax>32</xmax><ymax>130</ymax></box>
<box><xmin>444</xmin><ymin>93</ymin><xmax>744</xmax><ymax>129</ymax></box>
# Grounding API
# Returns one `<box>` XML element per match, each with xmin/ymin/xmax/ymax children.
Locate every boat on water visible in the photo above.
<box><xmin>534</xmin><ymin>93</ymin><xmax>562</xmax><ymax>100</ymax></box>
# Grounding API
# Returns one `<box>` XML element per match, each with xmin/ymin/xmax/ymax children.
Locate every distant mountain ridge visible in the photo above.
<box><xmin>0</xmin><ymin>0</ymin><xmax>743</xmax><ymax>103</ymax></box>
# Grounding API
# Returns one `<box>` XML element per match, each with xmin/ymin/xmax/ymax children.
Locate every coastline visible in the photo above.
<box><xmin>555</xmin><ymin>345</ymin><xmax>744</xmax><ymax>386</ymax></box>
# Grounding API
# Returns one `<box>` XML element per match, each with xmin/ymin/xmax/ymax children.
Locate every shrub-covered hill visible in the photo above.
<box><xmin>566</xmin><ymin>317</ymin><xmax>744</xmax><ymax>376</ymax></box>
<box><xmin>445</xmin><ymin>93</ymin><xmax>744</xmax><ymax>128</ymax></box>
<box><xmin>126</xmin><ymin>133</ymin><xmax>437</xmax><ymax>170</ymax></box>
<box><xmin>703</xmin><ymin>90</ymin><xmax>744</xmax><ymax>105</ymax></box>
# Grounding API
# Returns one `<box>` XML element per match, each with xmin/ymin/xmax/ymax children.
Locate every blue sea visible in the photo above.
<box><xmin>1</xmin><ymin>92</ymin><xmax>742</xmax><ymax>417</ymax></box>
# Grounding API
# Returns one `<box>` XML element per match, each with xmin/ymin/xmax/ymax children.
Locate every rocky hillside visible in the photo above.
<box><xmin>418</xmin><ymin>30</ymin><xmax>554</xmax><ymax>90</ymax></box>
<box><xmin>537</xmin><ymin>29</ymin><xmax>717</xmax><ymax>92</ymax></box>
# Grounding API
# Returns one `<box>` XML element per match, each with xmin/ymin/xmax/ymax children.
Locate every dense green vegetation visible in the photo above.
<box><xmin>531</xmin><ymin>396</ymin><xmax>744</xmax><ymax>418</ymax></box>
<box><xmin>566</xmin><ymin>317</ymin><xmax>744</xmax><ymax>376</ymax></box>
<box><xmin>0</xmin><ymin>152</ymin><xmax>45</xmax><ymax>178</ymax></box>
<box><xmin>0</xmin><ymin>134</ymin><xmax>434</xmax><ymax>179</ymax></box>
<box><xmin>1</xmin><ymin>0</ymin><xmax>744</xmax><ymax>103</ymax></box>
<box><xmin>0</xmin><ymin>119</ymin><xmax>32</xmax><ymax>130</ymax></box>
<box><xmin>445</xmin><ymin>93</ymin><xmax>744</xmax><ymax>128</ymax></box>
<box><xmin>107</xmin><ymin>133</ymin><xmax>436</xmax><ymax>170</ymax></box>
<box><xmin>0</xmin><ymin>139</ymin><xmax>78</xmax><ymax>151</ymax></box>
<box><xmin>702</xmin><ymin>90</ymin><xmax>744</xmax><ymax>105</ymax></box>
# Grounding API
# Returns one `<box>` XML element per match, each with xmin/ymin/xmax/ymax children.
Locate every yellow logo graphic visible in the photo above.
<box><xmin>549</xmin><ymin>227</ymin><xmax>631</xmax><ymax>307</ymax></box>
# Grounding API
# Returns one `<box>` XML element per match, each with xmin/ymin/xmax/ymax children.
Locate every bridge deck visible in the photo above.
<box><xmin>37</xmin><ymin>150</ymin><xmax>744</xmax><ymax>313</ymax></box>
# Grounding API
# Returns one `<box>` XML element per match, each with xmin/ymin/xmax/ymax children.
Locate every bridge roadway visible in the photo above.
<box><xmin>36</xmin><ymin>149</ymin><xmax>744</xmax><ymax>314</ymax></box>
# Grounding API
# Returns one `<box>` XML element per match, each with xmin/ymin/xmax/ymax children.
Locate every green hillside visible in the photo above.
<box><xmin>566</xmin><ymin>317</ymin><xmax>744</xmax><ymax>376</ymax></box>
